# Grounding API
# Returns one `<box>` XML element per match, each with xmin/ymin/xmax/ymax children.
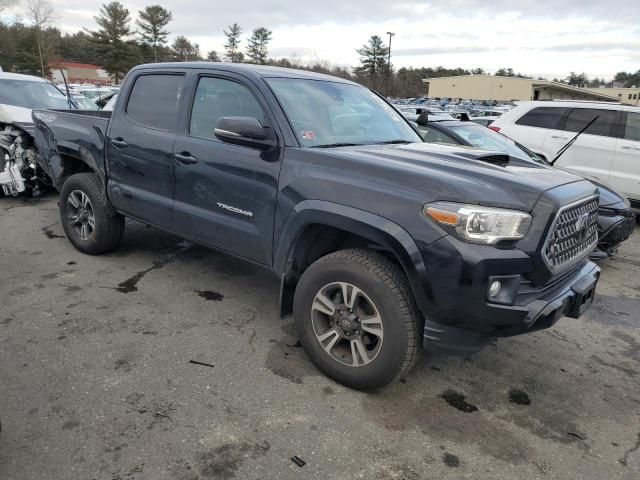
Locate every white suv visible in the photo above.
<box><xmin>490</xmin><ymin>101</ymin><xmax>640</xmax><ymax>203</ymax></box>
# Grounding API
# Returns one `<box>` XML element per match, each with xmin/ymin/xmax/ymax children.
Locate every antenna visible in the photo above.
<box><xmin>550</xmin><ymin>116</ymin><xmax>599</xmax><ymax>166</ymax></box>
<box><xmin>58</xmin><ymin>66</ymin><xmax>77</xmax><ymax>109</ymax></box>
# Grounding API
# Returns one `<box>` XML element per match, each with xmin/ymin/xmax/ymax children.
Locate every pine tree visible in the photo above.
<box><xmin>136</xmin><ymin>5</ymin><xmax>172</xmax><ymax>63</ymax></box>
<box><xmin>207</xmin><ymin>50</ymin><xmax>220</xmax><ymax>62</ymax></box>
<box><xmin>88</xmin><ymin>2</ymin><xmax>139</xmax><ymax>83</ymax></box>
<box><xmin>353</xmin><ymin>35</ymin><xmax>388</xmax><ymax>91</ymax></box>
<box><xmin>245</xmin><ymin>27</ymin><xmax>272</xmax><ymax>64</ymax></box>
<box><xmin>172</xmin><ymin>36</ymin><xmax>200</xmax><ymax>61</ymax></box>
<box><xmin>224</xmin><ymin>23</ymin><xmax>243</xmax><ymax>63</ymax></box>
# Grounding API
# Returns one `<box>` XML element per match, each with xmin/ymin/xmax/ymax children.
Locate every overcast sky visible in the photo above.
<box><xmin>4</xmin><ymin>0</ymin><xmax>639</xmax><ymax>80</ymax></box>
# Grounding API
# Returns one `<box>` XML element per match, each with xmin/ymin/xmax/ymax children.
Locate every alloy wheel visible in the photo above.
<box><xmin>311</xmin><ymin>282</ymin><xmax>384</xmax><ymax>367</ymax></box>
<box><xmin>67</xmin><ymin>190</ymin><xmax>95</xmax><ymax>241</ymax></box>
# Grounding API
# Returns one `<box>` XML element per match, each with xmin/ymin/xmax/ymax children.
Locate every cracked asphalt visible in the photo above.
<box><xmin>1</xmin><ymin>195</ymin><xmax>639</xmax><ymax>480</ymax></box>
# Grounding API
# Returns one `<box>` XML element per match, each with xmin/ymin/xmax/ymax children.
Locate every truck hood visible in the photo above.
<box><xmin>313</xmin><ymin>142</ymin><xmax>586</xmax><ymax>212</ymax></box>
<box><xmin>0</xmin><ymin>104</ymin><xmax>33</xmax><ymax>124</ymax></box>
<box><xmin>554</xmin><ymin>166</ymin><xmax>625</xmax><ymax>208</ymax></box>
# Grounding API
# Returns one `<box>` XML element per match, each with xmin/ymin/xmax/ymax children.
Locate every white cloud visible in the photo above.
<box><xmin>4</xmin><ymin>0</ymin><xmax>639</xmax><ymax>79</ymax></box>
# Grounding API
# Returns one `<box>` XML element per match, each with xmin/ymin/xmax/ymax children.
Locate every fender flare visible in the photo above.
<box><xmin>274</xmin><ymin>200</ymin><xmax>433</xmax><ymax>317</ymax></box>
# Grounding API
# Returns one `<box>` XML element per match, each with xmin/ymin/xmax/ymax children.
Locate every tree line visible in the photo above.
<box><xmin>1</xmin><ymin>1</ymin><xmax>638</xmax><ymax>95</ymax></box>
<box><xmin>0</xmin><ymin>1</ymin><xmax>273</xmax><ymax>82</ymax></box>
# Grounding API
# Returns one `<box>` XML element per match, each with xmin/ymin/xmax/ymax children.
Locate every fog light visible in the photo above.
<box><xmin>489</xmin><ymin>281</ymin><xmax>502</xmax><ymax>298</ymax></box>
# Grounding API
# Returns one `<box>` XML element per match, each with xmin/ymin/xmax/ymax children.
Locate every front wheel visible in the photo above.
<box><xmin>293</xmin><ymin>249</ymin><xmax>422</xmax><ymax>390</ymax></box>
<box><xmin>59</xmin><ymin>173</ymin><xmax>125</xmax><ymax>254</ymax></box>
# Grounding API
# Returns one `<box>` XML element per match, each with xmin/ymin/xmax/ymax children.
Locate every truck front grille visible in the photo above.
<box><xmin>543</xmin><ymin>196</ymin><xmax>599</xmax><ymax>273</ymax></box>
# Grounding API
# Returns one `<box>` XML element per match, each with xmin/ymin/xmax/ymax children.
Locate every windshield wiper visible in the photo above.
<box><xmin>374</xmin><ymin>139</ymin><xmax>412</xmax><ymax>145</ymax></box>
<box><xmin>310</xmin><ymin>142</ymin><xmax>361</xmax><ymax>148</ymax></box>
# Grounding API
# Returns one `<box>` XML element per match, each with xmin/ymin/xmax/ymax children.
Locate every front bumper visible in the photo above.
<box><xmin>419</xmin><ymin>235</ymin><xmax>601</xmax><ymax>356</ymax></box>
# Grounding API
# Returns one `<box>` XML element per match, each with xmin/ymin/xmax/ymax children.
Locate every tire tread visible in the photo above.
<box><xmin>306</xmin><ymin>248</ymin><xmax>422</xmax><ymax>384</ymax></box>
<box><xmin>59</xmin><ymin>172</ymin><xmax>124</xmax><ymax>254</ymax></box>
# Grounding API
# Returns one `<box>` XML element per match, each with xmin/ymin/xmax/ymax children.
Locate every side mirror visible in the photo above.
<box><xmin>416</xmin><ymin>111</ymin><xmax>429</xmax><ymax>126</ymax></box>
<box><xmin>214</xmin><ymin>116</ymin><xmax>275</xmax><ymax>150</ymax></box>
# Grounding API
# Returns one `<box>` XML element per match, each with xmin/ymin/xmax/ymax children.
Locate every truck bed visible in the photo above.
<box><xmin>32</xmin><ymin>109</ymin><xmax>112</xmax><ymax>190</ymax></box>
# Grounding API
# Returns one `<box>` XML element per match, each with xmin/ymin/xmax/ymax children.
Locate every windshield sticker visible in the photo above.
<box><xmin>369</xmin><ymin>92</ymin><xmax>402</xmax><ymax>122</ymax></box>
<box><xmin>301</xmin><ymin>130</ymin><xmax>316</xmax><ymax>140</ymax></box>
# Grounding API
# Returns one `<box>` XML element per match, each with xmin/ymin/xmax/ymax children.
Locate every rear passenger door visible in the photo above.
<box><xmin>610</xmin><ymin>112</ymin><xmax>640</xmax><ymax>201</ymax></box>
<box><xmin>171</xmin><ymin>72</ymin><xmax>281</xmax><ymax>266</ymax></box>
<box><xmin>544</xmin><ymin>107</ymin><xmax>619</xmax><ymax>183</ymax></box>
<box><xmin>107</xmin><ymin>71</ymin><xmax>186</xmax><ymax>229</ymax></box>
<box><xmin>504</xmin><ymin>106</ymin><xmax>569</xmax><ymax>155</ymax></box>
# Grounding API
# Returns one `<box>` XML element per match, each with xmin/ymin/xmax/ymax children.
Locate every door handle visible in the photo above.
<box><xmin>550</xmin><ymin>135</ymin><xmax>569</xmax><ymax>140</ymax></box>
<box><xmin>621</xmin><ymin>145</ymin><xmax>640</xmax><ymax>151</ymax></box>
<box><xmin>111</xmin><ymin>137</ymin><xmax>128</xmax><ymax>148</ymax></box>
<box><xmin>174</xmin><ymin>152</ymin><xmax>199</xmax><ymax>165</ymax></box>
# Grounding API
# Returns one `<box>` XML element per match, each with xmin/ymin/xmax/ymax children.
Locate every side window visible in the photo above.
<box><xmin>190</xmin><ymin>77</ymin><xmax>266</xmax><ymax>140</ymax></box>
<box><xmin>624</xmin><ymin>113</ymin><xmax>640</xmax><ymax>142</ymax></box>
<box><xmin>563</xmin><ymin>108</ymin><xmax>617</xmax><ymax>137</ymax></box>
<box><xmin>515</xmin><ymin>107</ymin><xmax>569</xmax><ymax>129</ymax></box>
<box><xmin>418</xmin><ymin>126</ymin><xmax>458</xmax><ymax>145</ymax></box>
<box><xmin>126</xmin><ymin>74</ymin><xmax>184</xmax><ymax>131</ymax></box>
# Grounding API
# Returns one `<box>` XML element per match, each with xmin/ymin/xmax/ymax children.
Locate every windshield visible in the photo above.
<box><xmin>72</xmin><ymin>95</ymin><xmax>99</xmax><ymax>110</ymax></box>
<box><xmin>267</xmin><ymin>78</ymin><xmax>421</xmax><ymax>147</ymax></box>
<box><xmin>0</xmin><ymin>79</ymin><xmax>69</xmax><ymax>109</ymax></box>
<box><xmin>449</xmin><ymin>124</ymin><xmax>541</xmax><ymax>162</ymax></box>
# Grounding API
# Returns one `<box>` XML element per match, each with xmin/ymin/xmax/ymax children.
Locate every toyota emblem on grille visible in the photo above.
<box><xmin>574</xmin><ymin>213</ymin><xmax>590</xmax><ymax>242</ymax></box>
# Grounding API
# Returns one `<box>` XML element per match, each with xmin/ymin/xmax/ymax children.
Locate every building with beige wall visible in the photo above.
<box><xmin>422</xmin><ymin>75</ymin><xmax>638</xmax><ymax>105</ymax></box>
<box><xmin>584</xmin><ymin>87</ymin><xmax>640</xmax><ymax>106</ymax></box>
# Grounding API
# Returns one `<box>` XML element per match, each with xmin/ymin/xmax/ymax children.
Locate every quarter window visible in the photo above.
<box><xmin>190</xmin><ymin>77</ymin><xmax>265</xmax><ymax>140</ymax></box>
<box><xmin>624</xmin><ymin>113</ymin><xmax>640</xmax><ymax>142</ymax></box>
<box><xmin>126</xmin><ymin>74</ymin><xmax>185</xmax><ymax>131</ymax></box>
<box><xmin>563</xmin><ymin>108</ymin><xmax>617</xmax><ymax>137</ymax></box>
<box><xmin>515</xmin><ymin>107</ymin><xmax>569</xmax><ymax>129</ymax></box>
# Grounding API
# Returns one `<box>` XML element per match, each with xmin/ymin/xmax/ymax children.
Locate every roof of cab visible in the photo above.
<box><xmin>0</xmin><ymin>72</ymin><xmax>48</xmax><ymax>82</ymax></box>
<box><xmin>130</xmin><ymin>62</ymin><xmax>358</xmax><ymax>85</ymax></box>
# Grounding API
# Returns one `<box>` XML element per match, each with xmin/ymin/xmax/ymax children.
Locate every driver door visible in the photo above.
<box><xmin>171</xmin><ymin>73</ymin><xmax>282</xmax><ymax>266</ymax></box>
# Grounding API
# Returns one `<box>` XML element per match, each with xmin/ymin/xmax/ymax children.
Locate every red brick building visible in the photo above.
<box><xmin>49</xmin><ymin>61</ymin><xmax>113</xmax><ymax>85</ymax></box>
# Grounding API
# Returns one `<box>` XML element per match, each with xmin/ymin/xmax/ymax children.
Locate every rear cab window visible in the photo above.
<box><xmin>515</xmin><ymin>106</ymin><xmax>569</xmax><ymax>129</ymax></box>
<box><xmin>126</xmin><ymin>74</ymin><xmax>185</xmax><ymax>131</ymax></box>
<box><xmin>418</xmin><ymin>126</ymin><xmax>458</xmax><ymax>145</ymax></box>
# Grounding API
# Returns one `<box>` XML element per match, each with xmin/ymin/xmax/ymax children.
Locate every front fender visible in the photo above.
<box><xmin>274</xmin><ymin>200</ymin><xmax>437</xmax><ymax>317</ymax></box>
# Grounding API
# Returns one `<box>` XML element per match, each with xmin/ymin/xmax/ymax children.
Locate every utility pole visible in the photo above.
<box><xmin>386</xmin><ymin>31</ymin><xmax>395</xmax><ymax>98</ymax></box>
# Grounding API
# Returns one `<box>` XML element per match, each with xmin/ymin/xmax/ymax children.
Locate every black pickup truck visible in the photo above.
<box><xmin>33</xmin><ymin>63</ymin><xmax>601</xmax><ymax>390</ymax></box>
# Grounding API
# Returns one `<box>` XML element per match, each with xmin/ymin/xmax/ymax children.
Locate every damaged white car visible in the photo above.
<box><xmin>0</xmin><ymin>72</ymin><xmax>72</xmax><ymax>196</ymax></box>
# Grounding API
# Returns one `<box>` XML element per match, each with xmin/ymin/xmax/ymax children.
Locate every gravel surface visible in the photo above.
<box><xmin>1</xmin><ymin>195</ymin><xmax>639</xmax><ymax>480</ymax></box>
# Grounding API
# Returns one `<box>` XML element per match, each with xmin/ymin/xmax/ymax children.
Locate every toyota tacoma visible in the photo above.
<box><xmin>32</xmin><ymin>63</ymin><xmax>601</xmax><ymax>390</ymax></box>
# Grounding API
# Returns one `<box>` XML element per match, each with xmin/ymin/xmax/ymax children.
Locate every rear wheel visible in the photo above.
<box><xmin>293</xmin><ymin>249</ymin><xmax>422</xmax><ymax>390</ymax></box>
<box><xmin>59</xmin><ymin>173</ymin><xmax>124</xmax><ymax>254</ymax></box>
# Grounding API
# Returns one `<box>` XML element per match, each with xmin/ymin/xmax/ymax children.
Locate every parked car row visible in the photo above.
<box><xmin>0</xmin><ymin>73</ymin><xmax>120</xmax><ymax>196</ymax></box>
<box><xmin>402</xmin><ymin>112</ymin><xmax>636</xmax><ymax>257</ymax></box>
<box><xmin>490</xmin><ymin>101</ymin><xmax>640</xmax><ymax>207</ymax></box>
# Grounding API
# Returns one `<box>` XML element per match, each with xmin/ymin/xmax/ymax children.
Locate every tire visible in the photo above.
<box><xmin>59</xmin><ymin>173</ymin><xmax>124</xmax><ymax>255</ymax></box>
<box><xmin>293</xmin><ymin>249</ymin><xmax>422</xmax><ymax>390</ymax></box>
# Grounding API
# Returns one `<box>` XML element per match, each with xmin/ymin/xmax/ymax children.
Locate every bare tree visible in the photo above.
<box><xmin>26</xmin><ymin>0</ymin><xmax>55</xmax><ymax>77</ymax></box>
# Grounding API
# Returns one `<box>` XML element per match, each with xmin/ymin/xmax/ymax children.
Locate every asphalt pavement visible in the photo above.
<box><xmin>1</xmin><ymin>194</ymin><xmax>639</xmax><ymax>480</ymax></box>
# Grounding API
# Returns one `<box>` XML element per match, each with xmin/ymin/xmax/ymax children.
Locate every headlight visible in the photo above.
<box><xmin>424</xmin><ymin>201</ymin><xmax>532</xmax><ymax>245</ymax></box>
